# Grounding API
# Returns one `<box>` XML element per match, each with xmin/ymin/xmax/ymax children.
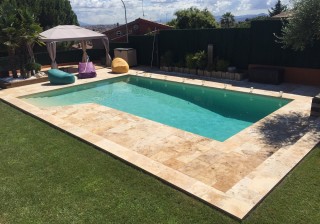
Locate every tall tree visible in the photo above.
<box><xmin>269</xmin><ymin>0</ymin><xmax>287</xmax><ymax>17</ymax></box>
<box><xmin>19</xmin><ymin>8</ymin><xmax>43</xmax><ymax>62</ymax></box>
<box><xmin>0</xmin><ymin>0</ymin><xmax>43</xmax><ymax>76</ymax></box>
<box><xmin>167</xmin><ymin>7</ymin><xmax>218</xmax><ymax>29</ymax></box>
<box><xmin>220</xmin><ymin>12</ymin><xmax>235</xmax><ymax>28</ymax></box>
<box><xmin>0</xmin><ymin>0</ymin><xmax>22</xmax><ymax>77</ymax></box>
<box><xmin>234</xmin><ymin>15</ymin><xmax>269</xmax><ymax>28</ymax></box>
<box><xmin>14</xmin><ymin>0</ymin><xmax>78</xmax><ymax>29</ymax></box>
<box><xmin>278</xmin><ymin>0</ymin><xmax>320</xmax><ymax>51</ymax></box>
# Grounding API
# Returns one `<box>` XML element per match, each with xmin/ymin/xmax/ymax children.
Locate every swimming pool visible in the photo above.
<box><xmin>21</xmin><ymin>75</ymin><xmax>291</xmax><ymax>141</ymax></box>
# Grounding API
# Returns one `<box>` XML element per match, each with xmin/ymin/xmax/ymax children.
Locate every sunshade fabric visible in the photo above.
<box><xmin>40</xmin><ymin>25</ymin><xmax>105</xmax><ymax>42</ymax></box>
<box><xmin>40</xmin><ymin>25</ymin><xmax>111</xmax><ymax>68</ymax></box>
<box><xmin>46</xmin><ymin>42</ymin><xmax>57</xmax><ymax>69</ymax></box>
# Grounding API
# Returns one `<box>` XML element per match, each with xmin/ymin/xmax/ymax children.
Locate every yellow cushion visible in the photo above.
<box><xmin>111</xmin><ymin>58</ymin><xmax>129</xmax><ymax>73</ymax></box>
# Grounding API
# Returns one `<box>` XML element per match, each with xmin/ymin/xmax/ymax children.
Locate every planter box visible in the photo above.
<box><xmin>189</xmin><ymin>69</ymin><xmax>197</xmax><ymax>75</ymax></box>
<box><xmin>204</xmin><ymin>70</ymin><xmax>212</xmax><ymax>77</ymax></box>
<box><xmin>178</xmin><ymin>67</ymin><xmax>184</xmax><ymax>73</ymax></box>
<box><xmin>211</xmin><ymin>71</ymin><xmax>221</xmax><ymax>79</ymax></box>
<box><xmin>197</xmin><ymin>69</ymin><xmax>204</xmax><ymax>76</ymax></box>
<box><xmin>183</xmin><ymin>67</ymin><xmax>189</xmax><ymax>74</ymax></box>
<box><xmin>226</xmin><ymin>72</ymin><xmax>235</xmax><ymax>80</ymax></box>
<box><xmin>173</xmin><ymin>67</ymin><xmax>180</xmax><ymax>73</ymax></box>
<box><xmin>160</xmin><ymin>66</ymin><xmax>171</xmax><ymax>72</ymax></box>
<box><xmin>248</xmin><ymin>67</ymin><xmax>284</xmax><ymax>84</ymax></box>
<box><xmin>0</xmin><ymin>76</ymin><xmax>49</xmax><ymax>89</ymax></box>
<box><xmin>234</xmin><ymin>73</ymin><xmax>246</xmax><ymax>81</ymax></box>
<box><xmin>220</xmin><ymin>72</ymin><xmax>228</xmax><ymax>79</ymax></box>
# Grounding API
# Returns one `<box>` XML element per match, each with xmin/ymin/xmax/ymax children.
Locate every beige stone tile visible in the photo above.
<box><xmin>2</xmin><ymin>67</ymin><xmax>320</xmax><ymax>219</ymax></box>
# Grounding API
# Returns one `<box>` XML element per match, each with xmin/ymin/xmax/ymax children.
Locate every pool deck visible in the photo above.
<box><xmin>1</xmin><ymin>66</ymin><xmax>320</xmax><ymax>219</ymax></box>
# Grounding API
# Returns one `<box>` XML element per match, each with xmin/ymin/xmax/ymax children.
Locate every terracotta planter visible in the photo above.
<box><xmin>173</xmin><ymin>67</ymin><xmax>180</xmax><ymax>72</ymax></box>
<box><xmin>234</xmin><ymin>73</ymin><xmax>246</xmax><ymax>81</ymax></box>
<box><xmin>163</xmin><ymin>66</ymin><xmax>170</xmax><ymax>72</ymax></box>
<box><xmin>212</xmin><ymin>71</ymin><xmax>222</xmax><ymax>79</ymax></box>
<box><xmin>189</xmin><ymin>68</ymin><xmax>197</xmax><ymax>75</ymax></box>
<box><xmin>204</xmin><ymin>70</ymin><xmax>212</xmax><ymax>77</ymax></box>
<box><xmin>183</xmin><ymin>67</ymin><xmax>189</xmax><ymax>74</ymax></box>
<box><xmin>197</xmin><ymin>69</ymin><xmax>204</xmax><ymax>76</ymax></box>
<box><xmin>220</xmin><ymin>72</ymin><xmax>227</xmax><ymax>79</ymax></box>
<box><xmin>178</xmin><ymin>67</ymin><xmax>184</xmax><ymax>73</ymax></box>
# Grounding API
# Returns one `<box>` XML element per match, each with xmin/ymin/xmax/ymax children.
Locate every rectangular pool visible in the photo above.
<box><xmin>21</xmin><ymin>75</ymin><xmax>291</xmax><ymax>141</ymax></box>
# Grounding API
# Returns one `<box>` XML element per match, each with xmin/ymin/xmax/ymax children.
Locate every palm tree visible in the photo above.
<box><xmin>0</xmin><ymin>0</ymin><xmax>43</xmax><ymax>77</ymax></box>
<box><xmin>220</xmin><ymin>12</ymin><xmax>235</xmax><ymax>28</ymax></box>
<box><xmin>18</xmin><ymin>8</ymin><xmax>43</xmax><ymax>63</ymax></box>
<box><xmin>0</xmin><ymin>0</ymin><xmax>22</xmax><ymax>77</ymax></box>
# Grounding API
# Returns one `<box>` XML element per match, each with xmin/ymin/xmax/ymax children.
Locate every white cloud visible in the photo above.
<box><xmin>70</xmin><ymin>0</ymin><xmax>291</xmax><ymax>25</ymax></box>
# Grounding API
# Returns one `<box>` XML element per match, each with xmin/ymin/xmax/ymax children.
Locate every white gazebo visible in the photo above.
<box><xmin>39</xmin><ymin>25</ymin><xmax>111</xmax><ymax>68</ymax></box>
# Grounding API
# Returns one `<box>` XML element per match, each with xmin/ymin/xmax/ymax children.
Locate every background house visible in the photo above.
<box><xmin>104</xmin><ymin>18</ymin><xmax>172</xmax><ymax>43</ymax></box>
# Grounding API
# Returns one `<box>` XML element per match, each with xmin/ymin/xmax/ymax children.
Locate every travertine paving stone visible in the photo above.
<box><xmin>1</xmin><ymin>66</ymin><xmax>319</xmax><ymax>219</ymax></box>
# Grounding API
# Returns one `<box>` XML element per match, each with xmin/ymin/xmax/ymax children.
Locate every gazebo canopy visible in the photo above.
<box><xmin>39</xmin><ymin>25</ymin><xmax>111</xmax><ymax>68</ymax></box>
<box><xmin>40</xmin><ymin>25</ymin><xmax>106</xmax><ymax>42</ymax></box>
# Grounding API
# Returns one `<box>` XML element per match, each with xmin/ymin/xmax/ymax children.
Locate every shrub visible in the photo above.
<box><xmin>185</xmin><ymin>54</ymin><xmax>196</xmax><ymax>69</ymax></box>
<box><xmin>185</xmin><ymin>51</ymin><xmax>207</xmax><ymax>69</ymax></box>
<box><xmin>25</xmin><ymin>62</ymin><xmax>41</xmax><ymax>72</ymax></box>
<box><xmin>160</xmin><ymin>50</ymin><xmax>174</xmax><ymax>66</ymax></box>
<box><xmin>194</xmin><ymin>50</ymin><xmax>207</xmax><ymax>69</ymax></box>
<box><xmin>174</xmin><ymin>59</ymin><xmax>185</xmax><ymax>67</ymax></box>
<box><xmin>216</xmin><ymin>59</ymin><xmax>230</xmax><ymax>72</ymax></box>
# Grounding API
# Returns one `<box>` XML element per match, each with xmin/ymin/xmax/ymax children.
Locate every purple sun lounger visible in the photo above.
<box><xmin>78</xmin><ymin>61</ymin><xmax>97</xmax><ymax>79</ymax></box>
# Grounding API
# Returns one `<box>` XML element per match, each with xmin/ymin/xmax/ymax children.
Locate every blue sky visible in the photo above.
<box><xmin>69</xmin><ymin>0</ymin><xmax>291</xmax><ymax>25</ymax></box>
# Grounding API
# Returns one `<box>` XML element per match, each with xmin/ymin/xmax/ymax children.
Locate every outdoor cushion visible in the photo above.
<box><xmin>111</xmin><ymin>57</ymin><xmax>129</xmax><ymax>73</ymax></box>
<box><xmin>78</xmin><ymin>62</ymin><xmax>97</xmax><ymax>79</ymax></box>
<box><xmin>48</xmin><ymin>69</ymin><xmax>75</xmax><ymax>85</ymax></box>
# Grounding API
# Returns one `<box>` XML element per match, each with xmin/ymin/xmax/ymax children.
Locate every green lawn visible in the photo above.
<box><xmin>0</xmin><ymin>100</ymin><xmax>319</xmax><ymax>224</ymax></box>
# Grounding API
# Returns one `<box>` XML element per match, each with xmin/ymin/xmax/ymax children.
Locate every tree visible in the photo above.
<box><xmin>269</xmin><ymin>0</ymin><xmax>287</xmax><ymax>17</ymax></box>
<box><xmin>167</xmin><ymin>7</ymin><xmax>218</xmax><ymax>29</ymax></box>
<box><xmin>234</xmin><ymin>16</ymin><xmax>269</xmax><ymax>28</ymax></box>
<box><xmin>220</xmin><ymin>12</ymin><xmax>235</xmax><ymax>28</ymax></box>
<box><xmin>0</xmin><ymin>0</ymin><xmax>43</xmax><ymax>76</ymax></box>
<box><xmin>13</xmin><ymin>0</ymin><xmax>78</xmax><ymax>29</ymax></box>
<box><xmin>19</xmin><ymin>8</ymin><xmax>43</xmax><ymax>62</ymax></box>
<box><xmin>278</xmin><ymin>0</ymin><xmax>320</xmax><ymax>51</ymax></box>
<box><xmin>0</xmin><ymin>0</ymin><xmax>22</xmax><ymax>77</ymax></box>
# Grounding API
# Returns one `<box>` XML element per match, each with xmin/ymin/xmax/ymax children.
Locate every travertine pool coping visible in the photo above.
<box><xmin>1</xmin><ymin>67</ymin><xmax>319</xmax><ymax>220</ymax></box>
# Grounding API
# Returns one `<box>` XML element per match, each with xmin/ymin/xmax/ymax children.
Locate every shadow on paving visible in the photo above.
<box><xmin>255</xmin><ymin>112</ymin><xmax>319</xmax><ymax>149</ymax></box>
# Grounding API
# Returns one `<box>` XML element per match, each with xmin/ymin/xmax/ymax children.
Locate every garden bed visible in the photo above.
<box><xmin>0</xmin><ymin>75</ymin><xmax>48</xmax><ymax>89</ymax></box>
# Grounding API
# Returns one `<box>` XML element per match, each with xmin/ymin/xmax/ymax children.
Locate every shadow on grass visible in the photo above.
<box><xmin>255</xmin><ymin>112</ymin><xmax>319</xmax><ymax>149</ymax></box>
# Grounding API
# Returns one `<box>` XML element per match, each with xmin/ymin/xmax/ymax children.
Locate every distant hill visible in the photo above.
<box><xmin>215</xmin><ymin>13</ymin><xmax>268</xmax><ymax>22</ymax></box>
<box><xmin>79</xmin><ymin>21</ymin><xmax>92</xmax><ymax>26</ymax></box>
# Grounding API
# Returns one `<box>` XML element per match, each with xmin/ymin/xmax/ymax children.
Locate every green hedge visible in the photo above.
<box><xmin>1</xmin><ymin>21</ymin><xmax>320</xmax><ymax>70</ymax></box>
<box><xmin>158</xmin><ymin>28</ymin><xmax>251</xmax><ymax>69</ymax></box>
<box><xmin>250</xmin><ymin>20</ymin><xmax>320</xmax><ymax>68</ymax></box>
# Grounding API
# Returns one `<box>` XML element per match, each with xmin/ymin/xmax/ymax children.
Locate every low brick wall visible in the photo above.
<box><xmin>0</xmin><ymin>76</ymin><xmax>49</xmax><ymax>89</ymax></box>
<box><xmin>249</xmin><ymin>64</ymin><xmax>320</xmax><ymax>86</ymax></box>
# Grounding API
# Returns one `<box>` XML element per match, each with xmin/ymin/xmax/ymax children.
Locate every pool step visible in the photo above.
<box><xmin>311</xmin><ymin>94</ymin><xmax>320</xmax><ymax>117</ymax></box>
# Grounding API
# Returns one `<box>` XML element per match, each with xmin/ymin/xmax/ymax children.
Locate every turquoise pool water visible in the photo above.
<box><xmin>22</xmin><ymin>75</ymin><xmax>291</xmax><ymax>141</ymax></box>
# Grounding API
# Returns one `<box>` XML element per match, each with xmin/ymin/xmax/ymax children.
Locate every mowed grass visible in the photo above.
<box><xmin>0</xmin><ymin>100</ymin><xmax>319</xmax><ymax>224</ymax></box>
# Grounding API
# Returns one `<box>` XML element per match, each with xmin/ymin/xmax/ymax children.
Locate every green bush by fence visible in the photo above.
<box><xmin>158</xmin><ymin>28</ymin><xmax>251</xmax><ymax>69</ymax></box>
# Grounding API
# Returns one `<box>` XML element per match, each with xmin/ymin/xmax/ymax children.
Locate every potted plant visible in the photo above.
<box><xmin>185</xmin><ymin>53</ymin><xmax>197</xmax><ymax>75</ymax></box>
<box><xmin>173</xmin><ymin>60</ymin><xmax>184</xmax><ymax>73</ymax></box>
<box><xmin>216</xmin><ymin>59</ymin><xmax>230</xmax><ymax>79</ymax></box>
<box><xmin>160</xmin><ymin>50</ymin><xmax>174</xmax><ymax>72</ymax></box>
<box><xmin>194</xmin><ymin>50</ymin><xmax>207</xmax><ymax>76</ymax></box>
<box><xmin>25</xmin><ymin>62</ymin><xmax>41</xmax><ymax>76</ymax></box>
<box><xmin>205</xmin><ymin>64</ymin><xmax>214</xmax><ymax>77</ymax></box>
